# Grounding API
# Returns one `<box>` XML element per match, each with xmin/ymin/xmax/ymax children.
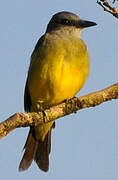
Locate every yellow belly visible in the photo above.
<box><xmin>28</xmin><ymin>35</ymin><xmax>89</xmax><ymax>140</ymax></box>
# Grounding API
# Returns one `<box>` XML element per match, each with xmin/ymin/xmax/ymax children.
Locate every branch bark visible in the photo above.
<box><xmin>97</xmin><ymin>0</ymin><xmax>118</xmax><ymax>18</ymax></box>
<box><xmin>0</xmin><ymin>83</ymin><xmax>118</xmax><ymax>139</ymax></box>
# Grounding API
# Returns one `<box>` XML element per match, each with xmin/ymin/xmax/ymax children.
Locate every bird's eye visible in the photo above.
<box><xmin>65</xmin><ymin>20</ymin><xmax>69</xmax><ymax>24</ymax></box>
<box><xmin>54</xmin><ymin>18</ymin><xmax>73</xmax><ymax>26</ymax></box>
<box><xmin>61</xmin><ymin>19</ymin><xmax>71</xmax><ymax>25</ymax></box>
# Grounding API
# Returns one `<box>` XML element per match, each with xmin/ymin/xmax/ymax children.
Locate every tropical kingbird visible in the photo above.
<box><xmin>19</xmin><ymin>11</ymin><xmax>96</xmax><ymax>172</ymax></box>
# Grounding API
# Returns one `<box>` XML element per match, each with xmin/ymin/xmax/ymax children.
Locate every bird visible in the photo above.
<box><xmin>19</xmin><ymin>11</ymin><xmax>97</xmax><ymax>172</ymax></box>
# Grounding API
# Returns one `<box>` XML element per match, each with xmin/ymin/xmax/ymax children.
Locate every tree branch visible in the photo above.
<box><xmin>0</xmin><ymin>83</ymin><xmax>118</xmax><ymax>139</ymax></box>
<box><xmin>97</xmin><ymin>0</ymin><xmax>118</xmax><ymax>18</ymax></box>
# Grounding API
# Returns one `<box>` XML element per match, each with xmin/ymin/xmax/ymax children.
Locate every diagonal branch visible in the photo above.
<box><xmin>0</xmin><ymin>82</ymin><xmax>118</xmax><ymax>139</ymax></box>
<box><xmin>97</xmin><ymin>0</ymin><xmax>118</xmax><ymax>18</ymax></box>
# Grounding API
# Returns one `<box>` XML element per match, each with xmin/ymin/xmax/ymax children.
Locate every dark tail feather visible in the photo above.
<box><xmin>34</xmin><ymin>130</ymin><xmax>51</xmax><ymax>172</ymax></box>
<box><xmin>19</xmin><ymin>128</ymin><xmax>38</xmax><ymax>171</ymax></box>
<box><xmin>19</xmin><ymin>128</ymin><xmax>52</xmax><ymax>172</ymax></box>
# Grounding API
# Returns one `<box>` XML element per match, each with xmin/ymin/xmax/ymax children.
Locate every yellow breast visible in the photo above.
<box><xmin>28</xmin><ymin>34</ymin><xmax>89</xmax><ymax>109</ymax></box>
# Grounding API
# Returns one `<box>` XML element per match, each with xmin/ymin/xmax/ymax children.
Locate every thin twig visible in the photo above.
<box><xmin>112</xmin><ymin>0</ymin><xmax>118</xmax><ymax>4</ymax></box>
<box><xmin>97</xmin><ymin>0</ymin><xmax>118</xmax><ymax>18</ymax></box>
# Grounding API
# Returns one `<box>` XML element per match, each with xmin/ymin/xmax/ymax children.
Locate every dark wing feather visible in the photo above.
<box><xmin>24</xmin><ymin>79</ymin><xmax>32</xmax><ymax>112</ymax></box>
<box><xmin>24</xmin><ymin>35</ymin><xmax>45</xmax><ymax>112</ymax></box>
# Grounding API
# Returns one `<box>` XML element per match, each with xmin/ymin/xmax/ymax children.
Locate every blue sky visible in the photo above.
<box><xmin>0</xmin><ymin>0</ymin><xmax>118</xmax><ymax>180</ymax></box>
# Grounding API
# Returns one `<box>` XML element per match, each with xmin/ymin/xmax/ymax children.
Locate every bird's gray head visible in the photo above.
<box><xmin>46</xmin><ymin>11</ymin><xmax>97</xmax><ymax>36</ymax></box>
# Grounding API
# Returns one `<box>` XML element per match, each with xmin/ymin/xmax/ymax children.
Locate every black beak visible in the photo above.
<box><xmin>78</xmin><ymin>19</ymin><xmax>97</xmax><ymax>28</ymax></box>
